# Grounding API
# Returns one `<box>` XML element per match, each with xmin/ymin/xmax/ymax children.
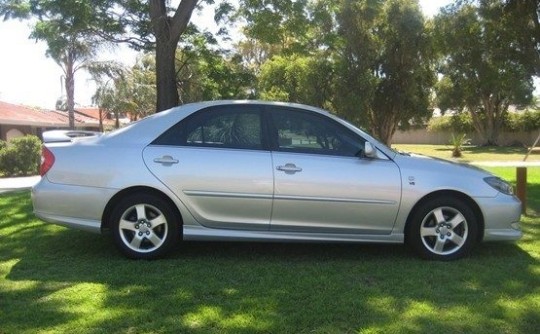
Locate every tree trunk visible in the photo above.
<box><xmin>65</xmin><ymin>53</ymin><xmax>75</xmax><ymax>129</ymax></box>
<box><xmin>150</xmin><ymin>0</ymin><xmax>198</xmax><ymax>112</ymax></box>
<box><xmin>369</xmin><ymin>110</ymin><xmax>396</xmax><ymax>147</ymax></box>
<box><xmin>468</xmin><ymin>107</ymin><xmax>487</xmax><ymax>144</ymax></box>
<box><xmin>480</xmin><ymin>95</ymin><xmax>508</xmax><ymax>146</ymax></box>
<box><xmin>155</xmin><ymin>39</ymin><xmax>179</xmax><ymax>111</ymax></box>
<box><xmin>98</xmin><ymin>108</ymin><xmax>104</xmax><ymax>132</ymax></box>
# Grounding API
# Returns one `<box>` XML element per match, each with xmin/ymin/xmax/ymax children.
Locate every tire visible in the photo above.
<box><xmin>110</xmin><ymin>193</ymin><xmax>179</xmax><ymax>259</ymax></box>
<box><xmin>406</xmin><ymin>196</ymin><xmax>478</xmax><ymax>261</ymax></box>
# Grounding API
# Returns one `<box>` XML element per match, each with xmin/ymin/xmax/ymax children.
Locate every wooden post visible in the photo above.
<box><xmin>516</xmin><ymin>167</ymin><xmax>527</xmax><ymax>214</ymax></box>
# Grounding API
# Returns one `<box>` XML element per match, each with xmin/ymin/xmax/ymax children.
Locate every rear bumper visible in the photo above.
<box><xmin>34</xmin><ymin>211</ymin><xmax>102</xmax><ymax>233</ymax></box>
<box><xmin>32</xmin><ymin>177</ymin><xmax>116</xmax><ymax>233</ymax></box>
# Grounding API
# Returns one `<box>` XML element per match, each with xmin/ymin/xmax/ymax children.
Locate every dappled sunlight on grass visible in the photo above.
<box><xmin>1</xmin><ymin>176</ymin><xmax>539</xmax><ymax>333</ymax></box>
<box><xmin>182</xmin><ymin>305</ymin><xmax>273</xmax><ymax>331</ymax></box>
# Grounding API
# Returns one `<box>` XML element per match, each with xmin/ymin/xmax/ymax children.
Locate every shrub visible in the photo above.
<box><xmin>428</xmin><ymin>109</ymin><xmax>540</xmax><ymax>134</ymax></box>
<box><xmin>450</xmin><ymin>133</ymin><xmax>469</xmax><ymax>158</ymax></box>
<box><xmin>0</xmin><ymin>135</ymin><xmax>42</xmax><ymax>177</ymax></box>
<box><xmin>506</xmin><ymin>110</ymin><xmax>540</xmax><ymax>132</ymax></box>
<box><xmin>427</xmin><ymin>113</ymin><xmax>475</xmax><ymax>133</ymax></box>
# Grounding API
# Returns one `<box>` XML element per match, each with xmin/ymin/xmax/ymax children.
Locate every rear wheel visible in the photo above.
<box><xmin>110</xmin><ymin>193</ymin><xmax>179</xmax><ymax>259</ymax></box>
<box><xmin>407</xmin><ymin>197</ymin><xmax>478</xmax><ymax>261</ymax></box>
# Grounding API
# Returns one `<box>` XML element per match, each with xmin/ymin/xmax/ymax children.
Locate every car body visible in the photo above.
<box><xmin>32</xmin><ymin>100</ymin><xmax>522</xmax><ymax>260</ymax></box>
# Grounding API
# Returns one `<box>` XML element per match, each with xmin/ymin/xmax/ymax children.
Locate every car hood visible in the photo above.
<box><xmin>402</xmin><ymin>153</ymin><xmax>492</xmax><ymax>175</ymax></box>
<box><xmin>391</xmin><ymin>152</ymin><xmax>501</xmax><ymax>197</ymax></box>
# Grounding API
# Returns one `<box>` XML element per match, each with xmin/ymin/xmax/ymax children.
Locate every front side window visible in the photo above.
<box><xmin>153</xmin><ymin>107</ymin><xmax>263</xmax><ymax>150</ymax></box>
<box><xmin>270</xmin><ymin>108</ymin><xmax>364</xmax><ymax>157</ymax></box>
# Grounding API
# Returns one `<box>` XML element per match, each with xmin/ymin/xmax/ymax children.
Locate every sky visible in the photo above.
<box><xmin>0</xmin><ymin>0</ymin><xmax>482</xmax><ymax>110</ymax></box>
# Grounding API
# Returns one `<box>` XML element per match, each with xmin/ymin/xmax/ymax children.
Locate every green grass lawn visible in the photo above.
<box><xmin>1</xmin><ymin>168</ymin><xmax>539</xmax><ymax>333</ymax></box>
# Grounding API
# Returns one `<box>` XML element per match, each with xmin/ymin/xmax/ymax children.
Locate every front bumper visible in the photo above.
<box><xmin>477</xmin><ymin>194</ymin><xmax>522</xmax><ymax>242</ymax></box>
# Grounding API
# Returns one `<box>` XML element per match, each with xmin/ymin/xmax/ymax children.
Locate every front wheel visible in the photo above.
<box><xmin>407</xmin><ymin>197</ymin><xmax>478</xmax><ymax>261</ymax></box>
<box><xmin>110</xmin><ymin>193</ymin><xmax>179</xmax><ymax>259</ymax></box>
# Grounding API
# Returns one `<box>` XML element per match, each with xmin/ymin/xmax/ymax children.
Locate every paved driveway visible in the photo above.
<box><xmin>0</xmin><ymin>176</ymin><xmax>41</xmax><ymax>193</ymax></box>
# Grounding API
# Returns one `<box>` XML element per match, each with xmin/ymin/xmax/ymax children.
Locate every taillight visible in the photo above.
<box><xmin>40</xmin><ymin>146</ymin><xmax>55</xmax><ymax>176</ymax></box>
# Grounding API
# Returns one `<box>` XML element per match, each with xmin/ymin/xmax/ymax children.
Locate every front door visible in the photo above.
<box><xmin>268</xmin><ymin>107</ymin><xmax>401</xmax><ymax>234</ymax></box>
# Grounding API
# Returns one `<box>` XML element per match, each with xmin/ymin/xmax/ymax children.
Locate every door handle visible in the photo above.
<box><xmin>153</xmin><ymin>155</ymin><xmax>179</xmax><ymax>165</ymax></box>
<box><xmin>277</xmin><ymin>163</ymin><xmax>302</xmax><ymax>174</ymax></box>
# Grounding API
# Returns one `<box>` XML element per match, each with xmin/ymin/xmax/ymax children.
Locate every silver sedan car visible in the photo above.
<box><xmin>32</xmin><ymin>101</ymin><xmax>522</xmax><ymax>260</ymax></box>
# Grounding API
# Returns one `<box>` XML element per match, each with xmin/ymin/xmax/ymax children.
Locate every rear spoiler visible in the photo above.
<box><xmin>42</xmin><ymin>130</ymin><xmax>102</xmax><ymax>143</ymax></box>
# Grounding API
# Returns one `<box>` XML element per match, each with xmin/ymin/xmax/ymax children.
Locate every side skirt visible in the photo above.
<box><xmin>183</xmin><ymin>225</ymin><xmax>404</xmax><ymax>243</ymax></box>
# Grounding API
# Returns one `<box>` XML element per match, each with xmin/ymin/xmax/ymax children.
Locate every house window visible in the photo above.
<box><xmin>6</xmin><ymin>128</ymin><xmax>24</xmax><ymax>142</ymax></box>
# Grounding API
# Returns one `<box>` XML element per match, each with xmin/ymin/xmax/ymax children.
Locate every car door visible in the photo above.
<box><xmin>268</xmin><ymin>107</ymin><xmax>401</xmax><ymax>234</ymax></box>
<box><xmin>143</xmin><ymin>105</ymin><xmax>273</xmax><ymax>231</ymax></box>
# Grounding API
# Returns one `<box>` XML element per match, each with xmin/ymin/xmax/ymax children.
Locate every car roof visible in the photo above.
<box><xmin>101</xmin><ymin>100</ymin><xmax>326</xmax><ymax>143</ymax></box>
<box><xmin>99</xmin><ymin>100</ymin><xmax>396</xmax><ymax>158</ymax></box>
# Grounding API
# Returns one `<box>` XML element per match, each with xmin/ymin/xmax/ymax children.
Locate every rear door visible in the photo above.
<box><xmin>267</xmin><ymin>107</ymin><xmax>402</xmax><ymax>234</ymax></box>
<box><xmin>143</xmin><ymin>105</ymin><xmax>273</xmax><ymax>231</ymax></box>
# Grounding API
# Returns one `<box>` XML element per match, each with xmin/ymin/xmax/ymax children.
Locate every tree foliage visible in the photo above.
<box><xmin>239</xmin><ymin>0</ymin><xmax>311</xmax><ymax>53</ymax></box>
<box><xmin>503</xmin><ymin>0</ymin><xmax>540</xmax><ymax>76</ymax></box>
<box><xmin>1</xmin><ymin>0</ymin><xmax>208</xmax><ymax>113</ymax></box>
<box><xmin>258</xmin><ymin>54</ymin><xmax>334</xmax><ymax>109</ymax></box>
<box><xmin>3</xmin><ymin>0</ymin><xmax>537</xmax><ymax>147</ymax></box>
<box><xmin>176</xmin><ymin>34</ymin><xmax>256</xmax><ymax>103</ymax></box>
<box><xmin>236</xmin><ymin>0</ymin><xmax>435</xmax><ymax>146</ymax></box>
<box><xmin>88</xmin><ymin>0</ymin><xmax>200</xmax><ymax>112</ymax></box>
<box><xmin>434</xmin><ymin>0</ymin><xmax>537</xmax><ymax>145</ymax></box>
<box><xmin>334</xmin><ymin>0</ymin><xmax>435</xmax><ymax>145</ymax></box>
<box><xmin>92</xmin><ymin>55</ymin><xmax>156</xmax><ymax>127</ymax></box>
<box><xmin>0</xmin><ymin>0</ymin><xmax>113</xmax><ymax>128</ymax></box>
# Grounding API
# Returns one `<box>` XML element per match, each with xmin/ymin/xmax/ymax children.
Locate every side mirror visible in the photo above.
<box><xmin>364</xmin><ymin>142</ymin><xmax>377</xmax><ymax>158</ymax></box>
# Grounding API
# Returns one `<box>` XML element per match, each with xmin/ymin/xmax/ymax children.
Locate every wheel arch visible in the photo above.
<box><xmin>404</xmin><ymin>190</ymin><xmax>484</xmax><ymax>243</ymax></box>
<box><xmin>101</xmin><ymin>186</ymin><xmax>183</xmax><ymax>236</ymax></box>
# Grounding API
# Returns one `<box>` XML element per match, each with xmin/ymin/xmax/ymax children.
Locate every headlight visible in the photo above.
<box><xmin>484</xmin><ymin>177</ymin><xmax>514</xmax><ymax>195</ymax></box>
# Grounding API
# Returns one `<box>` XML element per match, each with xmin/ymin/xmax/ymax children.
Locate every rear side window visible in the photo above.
<box><xmin>153</xmin><ymin>107</ymin><xmax>263</xmax><ymax>150</ymax></box>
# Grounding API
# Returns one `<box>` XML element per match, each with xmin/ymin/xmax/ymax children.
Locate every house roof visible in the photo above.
<box><xmin>76</xmin><ymin>107</ymin><xmax>116</xmax><ymax>126</ymax></box>
<box><xmin>76</xmin><ymin>107</ymin><xmax>106</xmax><ymax>120</ymax></box>
<box><xmin>0</xmin><ymin>101</ymin><xmax>101</xmax><ymax>128</ymax></box>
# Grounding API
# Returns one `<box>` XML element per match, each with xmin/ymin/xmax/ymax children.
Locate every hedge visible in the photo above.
<box><xmin>0</xmin><ymin>135</ymin><xmax>42</xmax><ymax>177</ymax></box>
<box><xmin>428</xmin><ymin>109</ymin><xmax>540</xmax><ymax>133</ymax></box>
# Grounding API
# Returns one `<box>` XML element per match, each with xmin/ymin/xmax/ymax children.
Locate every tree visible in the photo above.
<box><xmin>0</xmin><ymin>0</ymin><xmax>110</xmax><ymax>129</ymax></box>
<box><xmin>237</xmin><ymin>0</ymin><xmax>341</xmax><ymax>56</ymax></box>
<box><xmin>258</xmin><ymin>54</ymin><xmax>334</xmax><ymax>108</ymax></box>
<box><xmin>148</xmin><ymin>0</ymin><xmax>197</xmax><ymax>111</ymax></box>
<box><xmin>434</xmin><ymin>0</ymin><xmax>536</xmax><ymax>145</ymax></box>
<box><xmin>2</xmin><ymin>0</ymin><xmax>207</xmax><ymax>113</ymax></box>
<box><xmin>175</xmin><ymin>34</ymin><xmax>256</xmax><ymax>103</ymax></box>
<box><xmin>238</xmin><ymin>0</ymin><xmax>311</xmax><ymax>54</ymax></box>
<box><xmin>92</xmin><ymin>0</ymin><xmax>203</xmax><ymax>112</ymax></box>
<box><xmin>88</xmin><ymin>60</ymin><xmax>128</xmax><ymax>129</ymax></box>
<box><xmin>92</xmin><ymin>55</ymin><xmax>156</xmax><ymax>127</ymax></box>
<box><xmin>335</xmin><ymin>0</ymin><xmax>435</xmax><ymax>145</ymax></box>
<box><xmin>92</xmin><ymin>83</ymin><xmax>118</xmax><ymax>130</ymax></box>
<box><xmin>503</xmin><ymin>0</ymin><xmax>540</xmax><ymax>76</ymax></box>
<box><xmin>236</xmin><ymin>0</ymin><xmax>337</xmax><ymax>102</ymax></box>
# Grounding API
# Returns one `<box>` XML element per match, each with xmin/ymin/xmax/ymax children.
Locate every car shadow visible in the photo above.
<box><xmin>2</xmin><ymin>190</ymin><xmax>539</xmax><ymax>333</ymax></box>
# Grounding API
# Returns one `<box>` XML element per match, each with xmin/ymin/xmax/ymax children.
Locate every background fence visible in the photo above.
<box><xmin>392</xmin><ymin>129</ymin><xmax>538</xmax><ymax>146</ymax></box>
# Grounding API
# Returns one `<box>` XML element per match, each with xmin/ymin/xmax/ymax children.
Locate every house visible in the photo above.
<box><xmin>76</xmin><ymin>106</ymin><xmax>130</xmax><ymax>129</ymax></box>
<box><xmin>0</xmin><ymin>101</ymin><xmax>113</xmax><ymax>141</ymax></box>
